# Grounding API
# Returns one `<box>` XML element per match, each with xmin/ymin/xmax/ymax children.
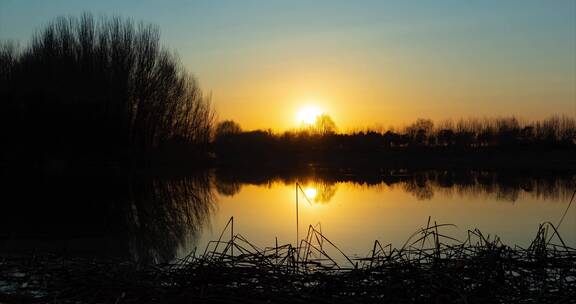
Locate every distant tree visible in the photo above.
<box><xmin>215</xmin><ymin>120</ymin><xmax>242</xmax><ymax>141</ymax></box>
<box><xmin>382</xmin><ymin>130</ymin><xmax>401</xmax><ymax>148</ymax></box>
<box><xmin>406</xmin><ymin>118</ymin><xmax>434</xmax><ymax>146</ymax></box>
<box><xmin>313</xmin><ymin>114</ymin><xmax>337</xmax><ymax>136</ymax></box>
<box><xmin>437</xmin><ymin>129</ymin><xmax>455</xmax><ymax>146</ymax></box>
<box><xmin>520</xmin><ymin>126</ymin><xmax>535</xmax><ymax>144</ymax></box>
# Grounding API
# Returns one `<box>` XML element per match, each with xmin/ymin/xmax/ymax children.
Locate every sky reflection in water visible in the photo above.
<box><xmin>191</xmin><ymin>175</ymin><xmax>575</xmax><ymax>260</ymax></box>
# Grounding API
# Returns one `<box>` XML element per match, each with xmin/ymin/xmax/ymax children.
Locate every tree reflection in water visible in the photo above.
<box><xmin>299</xmin><ymin>182</ymin><xmax>338</xmax><ymax>204</ymax></box>
<box><xmin>126</xmin><ymin>173</ymin><xmax>215</xmax><ymax>263</ymax></box>
<box><xmin>0</xmin><ymin>170</ymin><xmax>215</xmax><ymax>264</ymax></box>
<box><xmin>213</xmin><ymin>168</ymin><xmax>575</xmax><ymax>203</ymax></box>
<box><xmin>2</xmin><ymin>168</ymin><xmax>573</xmax><ymax>265</ymax></box>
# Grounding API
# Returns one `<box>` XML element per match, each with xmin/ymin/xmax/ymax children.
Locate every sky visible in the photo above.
<box><xmin>1</xmin><ymin>0</ymin><xmax>575</xmax><ymax>131</ymax></box>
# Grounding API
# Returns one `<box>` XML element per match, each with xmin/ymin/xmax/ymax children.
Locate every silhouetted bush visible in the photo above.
<box><xmin>0</xmin><ymin>14</ymin><xmax>214</xmax><ymax>161</ymax></box>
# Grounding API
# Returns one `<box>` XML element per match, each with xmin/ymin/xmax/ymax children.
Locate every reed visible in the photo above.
<box><xmin>1</xmin><ymin>216</ymin><xmax>574</xmax><ymax>303</ymax></box>
<box><xmin>2</xmin><ymin>186</ymin><xmax>574</xmax><ymax>303</ymax></box>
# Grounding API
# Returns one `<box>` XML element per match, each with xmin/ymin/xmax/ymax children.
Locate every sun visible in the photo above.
<box><xmin>296</xmin><ymin>106</ymin><xmax>323</xmax><ymax>126</ymax></box>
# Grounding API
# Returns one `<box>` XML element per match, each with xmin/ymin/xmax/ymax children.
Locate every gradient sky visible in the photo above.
<box><xmin>1</xmin><ymin>0</ymin><xmax>575</xmax><ymax>131</ymax></box>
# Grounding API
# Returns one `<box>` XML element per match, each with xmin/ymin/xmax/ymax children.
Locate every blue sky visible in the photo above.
<box><xmin>1</xmin><ymin>0</ymin><xmax>574</xmax><ymax>129</ymax></box>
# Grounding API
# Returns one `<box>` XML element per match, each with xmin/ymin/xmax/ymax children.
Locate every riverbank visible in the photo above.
<box><xmin>217</xmin><ymin>148</ymin><xmax>576</xmax><ymax>171</ymax></box>
<box><xmin>1</xmin><ymin>221</ymin><xmax>574</xmax><ymax>304</ymax></box>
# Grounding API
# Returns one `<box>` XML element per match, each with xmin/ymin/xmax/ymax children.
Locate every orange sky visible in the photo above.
<box><xmin>2</xmin><ymin>1</ymin><xmax>575</xmax><ymax>131</ymax></box>
<box><xmin>201</xmin><ymin>46</ymin><xmax>575</xmax><ymax>132</ymax></box>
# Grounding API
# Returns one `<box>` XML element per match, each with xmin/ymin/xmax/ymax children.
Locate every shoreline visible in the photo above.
<box><xmin>1</xmin><ymin>221</ymin><xmax>574</xmax><ymax>304</ymax></box>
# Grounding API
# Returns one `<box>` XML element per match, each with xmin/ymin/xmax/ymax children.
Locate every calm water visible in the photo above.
<box><xmin>1</xmin><ymin>169</ymin><xmax>575</xmax><ymax>264</ymax></box>
<box><xmin>192</xmin><ymin>172</ymin><xmax>576</xmax><ymax>261</ymax></box>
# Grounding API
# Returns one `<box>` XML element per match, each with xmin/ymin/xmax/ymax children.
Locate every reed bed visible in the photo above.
<box><xmin>1</xmin><ymin>216</ymin><xmax>574</xmax><ymax>303</ymax></box>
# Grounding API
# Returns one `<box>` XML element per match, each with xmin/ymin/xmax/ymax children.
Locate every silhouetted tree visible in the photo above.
<box><xmin>437</xmin><ymin>129</ymin><xmax>455</xmax><ymax>146</ymax></box>
<box><xmin>215</xmin><ymin>120</ymin><xmax>242</xmax><ymax>141</ymax></box>
<box><xmin>313</xmin><ymin>114</ymin><xmax>337</xmax><ymax>136</ymax></box>
<box><xmin>0</xmin><ymin>13</ymin><xmax>214</xmax><ymax>161</ymax></box>
<box><xmin>406</xmin><ymin>118</ymin><xmax>434</xmax><ymax>146</ymax></box>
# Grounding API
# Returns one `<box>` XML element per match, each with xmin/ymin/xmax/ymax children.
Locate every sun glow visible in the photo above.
<box><xmin>303</xmin><ymin>187</ymin><xmax>318</xmax><ymax>200</ymax></box>
<box><xmin>296</xmin><ymin>106</ymin><xmax>323</xmax><ymax>126</ymax></box>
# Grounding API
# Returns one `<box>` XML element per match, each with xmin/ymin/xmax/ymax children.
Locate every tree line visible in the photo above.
<box><xmin>214</xmin><ymin>115</ymin><xmax>576</xmax><ymax>163</ymax></box>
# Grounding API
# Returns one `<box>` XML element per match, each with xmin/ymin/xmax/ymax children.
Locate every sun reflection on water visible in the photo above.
<box><xmin>304</xmin><ymin>187</ymin><xmax>317</xmax><ymax>201</ymax></box>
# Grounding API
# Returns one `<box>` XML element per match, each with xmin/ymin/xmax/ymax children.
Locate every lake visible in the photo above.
<box><xmin>1</xmin><ymin>168</ymin><xmax>574</xmax><ymax>264</ymax></box>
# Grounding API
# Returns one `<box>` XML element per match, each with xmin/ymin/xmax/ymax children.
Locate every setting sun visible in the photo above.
<box><xmin>296</xmin><ymin>106</ymin><xmax>323</xmax><ymax>126</ymax></box>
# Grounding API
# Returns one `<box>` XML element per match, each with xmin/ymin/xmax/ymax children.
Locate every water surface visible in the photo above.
<box><xmin>1</xmin><ymin>169</ymin><xmax>574</xmax><ymax>264</ymax></box>
<box><xmin>194</xmin><ymin>171</ymin><xmax>575</xmax><ymax>260</ymax></box>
